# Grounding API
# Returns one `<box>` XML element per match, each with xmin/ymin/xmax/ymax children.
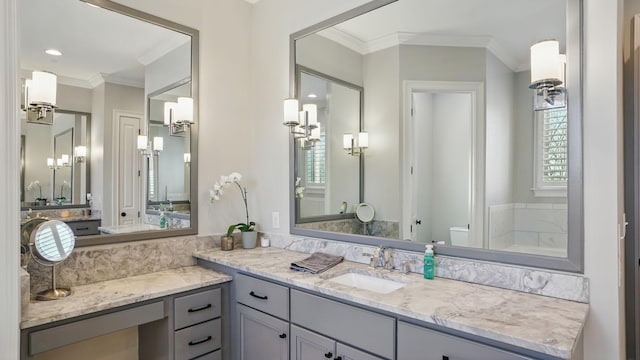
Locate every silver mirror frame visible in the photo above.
<box><xmin>289</xmin><ymin>0</ymin><xmax>583</xmax><ymax>272</ymax></box>
<box><xmin>74</xmin><ymin>0</ymin><xmax>199</xmax><ymax>246</ymax></box>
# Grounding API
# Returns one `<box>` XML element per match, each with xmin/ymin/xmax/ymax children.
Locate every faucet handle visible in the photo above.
<box><xmin>401</xmin><ymin>259</ymin><xmax>415</xmax><ymax>274</ymax></box>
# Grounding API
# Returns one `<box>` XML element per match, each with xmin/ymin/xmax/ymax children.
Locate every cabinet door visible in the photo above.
<box><xmin>291</xmin><ymin>325</ymin><xmax>335</xmax><ymax>360</ymax></box>
<box><xmin>397</xmin><ymin>321</ymin><xmax>531</xmax><ymax>360</ymax></box>
<box><xmin>336</xmin><ymin>343</ymin><xmax>385</xmax><ymax>360</ymax></box>
<box><xmin>238</xmin><ymin>304</ymin><xmax>289</xmax><ymax>360</ymax></box>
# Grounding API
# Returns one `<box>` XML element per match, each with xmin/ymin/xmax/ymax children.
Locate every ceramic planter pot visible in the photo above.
<box><xmin>241</xmin><ymin>231</ymin><xmax>257</xmax><ymax>249</ymax></box>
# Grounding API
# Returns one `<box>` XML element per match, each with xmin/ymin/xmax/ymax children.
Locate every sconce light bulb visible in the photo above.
<box><xmin>176</xmin><ymin>97</ymin><xmax>193</xmax><ymax>124</ymax></box>
<box><xmin>153</xmin><ymin>136</ymin><xmax>164</xmax><ymax>152</ymax></box>
<box><xmin>343</xmin><ymin>133</ymin><xmax>354</xmax><ymax>149</ymax></box>
<box><xmin>302</xmin><ymin>104</ymin><xmax>318</xmax><ymax>127</ymax></box>
<box><xmin>530</xmin><ymin>40</ymin><xmax>561</xmax><ymax>85</ymax></box>
<box><xmin>283</xmin><ymin>98</ymin><xmax>300</xmax><ymax>126</ymax></box>
<box><xmin>137</xmin><ymin>135</ymin><xmax>148</xmax><ymax>150</ymax></box>
<box><xmin>47</xmin><ymin>158</ymin><xmax>54</xmax><ymax>167</ymax></box>
<box><xmin>358</xmin><ymin>132</ymin><xmax>369</xmax><ymax>149</ymax></box>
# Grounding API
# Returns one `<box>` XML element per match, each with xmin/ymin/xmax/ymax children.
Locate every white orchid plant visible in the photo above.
<box><xmin>295</xmin><ymin>177</ymin><xmax>305</xmax><ymax>199</ymax></box>
<box><xmin>210</xmin><ymin>172</ymin><xmax>255</xmax><ymax>236</ymax></box>
<box><xmin>26</xmin><ymin>180</ymin><xmax>45</xmax><ymax>201</ymax></box>
<box><xmin>57</xmin><ymin>180</ymin><xmax>70</xmax><ymax>200</ymax></box>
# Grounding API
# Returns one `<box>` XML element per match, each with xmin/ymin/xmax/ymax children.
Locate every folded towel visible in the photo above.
<box><xmin>290</xmin><ymin>252</ymin><xmax>344</xmax><ymax>274</ymax></box>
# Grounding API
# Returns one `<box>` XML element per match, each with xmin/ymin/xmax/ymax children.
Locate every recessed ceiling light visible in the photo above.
<box><xmin>45</xmin><ymin>49</ymin><xmax>63</xmax><ymax>56</ymax></box>
<box><xmin>307</xmin><ymin>93</ymin><xmax>317</xmax><ymax>98</ymax></box>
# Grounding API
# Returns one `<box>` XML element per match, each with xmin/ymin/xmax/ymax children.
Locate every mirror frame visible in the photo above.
<box><xmin>294</xmin><ymin>65</ymin><xmax>365</xmax><ymax>224</ymax></box>
<box><xmin>289</xmin><ymin>0</ymin><xmax>583</xmax><ymax>272</ymax></box>
<box><xmin>71</xmin><ymin>0</ymin><xmax>199</xmax><ymax>246</ymax></box>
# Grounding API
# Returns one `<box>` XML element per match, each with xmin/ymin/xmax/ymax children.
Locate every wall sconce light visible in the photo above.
<box><xmin>282</xmin><ymin>99</ymin><xmax>320</xmax><ymax>149</ymax></box>
<box><xmin>47</xmin><ymin>158</ymin><xmax>58</xmax><ymax>170</ymax></box>
<box><xmin>184</xmin><ymin>153</ymin><xmax>191</xmax><ymax>166</ymax></box>
<box><xmin>343</xmin><ymin>132</ymin><xmax>368</xmax><ymax>156</ymax></box>
<box><xmin>136</xmin><ymin>135</ymin><xmax>163</xmax><ymax>157</ymax></box>
<box><xmin>529</xmin><ymin>40</ymin><xmax>566</xmax><ymax>111</ymax></box>
<box><xmin>164</xmin><ymin>97</ymin><xmax>194</xmax><ymax>135</ymax></box>
<box><xmin>24</xmin><ymin>70</ymin><xmax>58</xmax><ymax>124</ymax></box>
<box><xmin>47</xmin><ymin>154</ymin><xmax>71</xmax><ymax>170</ymax></box>
<box><xmin>74</xmin><ymin>146</ymin><xmax>87</xmax><ymax>163</ymax></box>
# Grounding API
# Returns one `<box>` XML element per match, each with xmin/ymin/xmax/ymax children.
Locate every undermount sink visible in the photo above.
<box><xmin>327</xmin><ymin>271</ymin><xmax>408</xmax><ymax>294</ymax></box>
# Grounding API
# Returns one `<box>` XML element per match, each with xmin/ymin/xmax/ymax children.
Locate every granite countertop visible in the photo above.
<box><xmin>98</xmin><ymin>223</ymin><xmax>161</xmax><ymax>234</ymax></box>
<box><xmin>21</xmin><ymin>266</ymin><xmax>232</xmax><ymax>329</ymax></box>
<box><xmin>193</xmin><ymin>247</ymin><xmax>588</xmax><ymax>359</ymax></box>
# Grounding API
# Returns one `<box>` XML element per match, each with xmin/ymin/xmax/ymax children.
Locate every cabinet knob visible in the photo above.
<box><xmin>324</xmin><ymin>352</ymin><xmax>333</xmax><ymax>358</ymax></box>
<box><xmin>442</xmin><ymin>356</ymin><xmax>450</xmax><ymax>360</ymax></box>
<box><xmin>120</xmin><ymin>212</ymin><xmax>126</xmax><ymax>217</ymax></box>
<box><xmin>279</xmin><ymin>333</ymin><xmax>287</xmax><ymax>339</ymax></box>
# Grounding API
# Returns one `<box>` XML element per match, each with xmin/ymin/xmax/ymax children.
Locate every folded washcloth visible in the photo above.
<box><xmin>290</xmin><ymin>252</ymin><xmax>344</xmax><ymax>274</ymax></box>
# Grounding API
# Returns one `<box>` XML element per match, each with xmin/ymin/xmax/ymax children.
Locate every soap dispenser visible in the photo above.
<box><xmin>423</xmin><ymin>244</ymin><xmax>435</xmax><ymax>280</ymax></box>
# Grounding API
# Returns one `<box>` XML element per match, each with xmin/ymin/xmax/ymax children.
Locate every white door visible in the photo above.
<box><xmin>116</xmin><ymin>112</ymin><xmax>142</xmax><ymax>225</ymax></box>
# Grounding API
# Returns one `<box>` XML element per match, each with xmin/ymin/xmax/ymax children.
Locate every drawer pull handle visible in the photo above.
<box><xmin>249</xmin><ymin>291</ymin><xmax>268</xmax><ymax>300</ymax></box>
<box><xmin>279</xmin><ymin>333</ymin><xmax>287</xmax><ymax>339</ymax></box>
<box><xmin>442</xmin><ymin>356</ymin><xmax>449</xmax><ymax>360</ymax></box>
<box><xmin>188</xmin><ymin>304</ymin><xmax>212</xmax><ymax>313</ymax></box>
<box><xmin>188</xmin><ymin>336</ymin><xmax>212</xmax><ymax>346</ymax></box>
<box><xmin>324</xmin><ymin>352</ymin><xmax>333</xmax><ymax>358</ymax></box>
<box><xmin>335</xmin><ymin>357</ymin><xmax>342</xmax><ymax>360</ymax></box>
<box><xmin>76</xmin><ymin>227</ymin><xmax>89</xmax><ymax>231</ymax></box>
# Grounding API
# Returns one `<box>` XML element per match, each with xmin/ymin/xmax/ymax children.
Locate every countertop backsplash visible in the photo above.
<box><xmin>261</xmin><ymin>231</ymin><xmax>589</xmax><ymax>303</ymax></box>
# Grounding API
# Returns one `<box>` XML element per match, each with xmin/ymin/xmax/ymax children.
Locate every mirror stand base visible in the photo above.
<box><xmin>36</xmin><ymin>287</ymin><xmax>72</xmax><ymax>301</ymax></box>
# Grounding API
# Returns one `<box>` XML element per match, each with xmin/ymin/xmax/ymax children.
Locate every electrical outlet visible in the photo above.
<box><xmin>272</xmin><ymin>211</ymin><xmax>280</xmax><ymax>229</ymax></box>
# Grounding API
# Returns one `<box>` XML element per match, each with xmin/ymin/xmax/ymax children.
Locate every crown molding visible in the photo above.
<box><xmin>137</xmin><ymin>37</ymin><xmax>190</xmax><ymax>66</ymax></box>
<box><xmin>317</xmin><ymin>27</ymin><xmax>365</xmax><ymax>55</ymax></box>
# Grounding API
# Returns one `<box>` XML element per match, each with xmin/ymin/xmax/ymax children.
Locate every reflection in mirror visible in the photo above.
<box><xmin>19</xmin><ymin>0</ymin><xmax>199</xmax><ymax>244</ymax></box>
<box><xmin>292</xmin><ymin>0</ymin><xmax>582</xmax><ymax>271</ymax></box>
<box><xmin>146</xmin><ymin>82</ymin><xmax>192</xmax><ymax>225</ymax></box>
<box><xmin>295</xmin><ymin>67</ymin><xmax>363</xmax><ymax>225</ymax></box>
<box><xmin>21</xmin><ymin>110</ymin><xmax>90</xmax><ymax>207</ymax></box>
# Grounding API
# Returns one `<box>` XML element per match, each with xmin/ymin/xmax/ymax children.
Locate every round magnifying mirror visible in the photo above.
<box><xmin>30</xmin><ymin>220</ymin><xmax>76</xmax><ymax>300</ymax></box>
<box><xmin>355</xmin><ymin>203</ymin><xmax>375</xmax><ymax>223</ymax></box>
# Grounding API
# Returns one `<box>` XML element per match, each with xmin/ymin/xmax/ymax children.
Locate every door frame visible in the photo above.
<box><xmin>112</xmin><ymin>110</ymin><xmax>144</xmax><ymax>225</ymax></box>
<box><xmin>401</xmin><ymin>80</ymin><xmax>485</xmax><ymax>245</ymax></box>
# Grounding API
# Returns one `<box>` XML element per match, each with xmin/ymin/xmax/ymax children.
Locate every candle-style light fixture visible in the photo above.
<box><xmin>136</xmin><ymin>135</ymin><xmax>163</xmax><ymax>157</ymax></box>
<box><xmin>282</xmin><ymin>98</ymin><xmax>320</xmax><ymax>149</ymax></box>
<box><xmin>164</xmin><ymin>97</ymin><xmax>194</xmax><ymax>135</ymax></box>
<box><xmin>74</xmin><ymin>146</ymin><xmax>87</xmax><ymax>163</ymax></box>
<box><xmin>529</xmin><ymin>40</ymin><xmax>566</xmax><ymax>111</ymax></box>
<box><xmin>24</xmin><ymin>70</ymin><xmax>58</xmax><ymax>124</ymax></box>
<box><xmin>343</xmin><ymin>132</ymin><xmax>368</xmax><ymax>156</ymax></box>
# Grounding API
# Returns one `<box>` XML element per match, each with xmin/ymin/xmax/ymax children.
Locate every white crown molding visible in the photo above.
<box><xmin>102</xmin><ymin>73</ymin><xmax>145</xmax><ymax>89</ymax></box>
<box><xmin>317</xmin><ymin>30</ymin><xmax>522</xmax><ymax>72</ymax></box>
<box><xmin>57</xmin><ymin>75</ymin><xmax>93</xmax><ymax>89</ymax></box>
<box><xmin>88</xmin><ymin>73</ymin><xmax>105</xmax><ymax>88</ymax></box>
<box><xmin>317</xmin><ymin>27</ymin><xmax>365</xmax><ymax>55</ymax></box>
<box><xmin>137</xmin><ymin>37</ymin><xmax>190</xmax><ymax>66</ymax></box>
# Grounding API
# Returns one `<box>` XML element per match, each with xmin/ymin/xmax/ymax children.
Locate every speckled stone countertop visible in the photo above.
<box><xmin>21</xmin><ymin>266</ymin><xmax>231</xmax><ymax>329</ymax></box>
<box><xmin>194</xmin><ymin>247</ymin><xmax>588</xmax><ymax>359</ymax></box>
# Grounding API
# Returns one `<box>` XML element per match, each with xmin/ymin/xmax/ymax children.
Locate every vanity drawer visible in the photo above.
<box><xmin>290</xmin><ymin>289</ymin><xmax>394</xmax><ymax>359</ymax></box>
<box><xmin>65</xmin><ymin>219</ymin><xmax>101</xmax><ymax>236</ymax></box>
<box><xmin>192</xmin><ymin>349</ymin><xmax>221</xmax><ymax>360</ymax></box>
<box><xmin>235</xmin><ymin>273</ymin><xmax>289</xmax><ymax>320</ymax></box>
<box><xmin>174</xmin><ymin>318</ymin><xmax>221</xmax><ymax>360</ymax></box>
<box><xmin>174</xmin><ymin>288</ymin><xmax>221</xmax><ymax>330</ymax></box>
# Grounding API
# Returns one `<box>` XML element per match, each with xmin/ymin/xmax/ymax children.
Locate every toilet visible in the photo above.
<box><xmin>449</xmin><ymin>226</ymin><xmax>469</xmax><ymax>246</ymax></box>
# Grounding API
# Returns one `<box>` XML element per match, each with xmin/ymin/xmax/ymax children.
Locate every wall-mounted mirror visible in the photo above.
<box><xmin>291</xmin><ymin>0</ymin><xmax>582</xmax><ymax>272</ymax></box>
<box><xmin>19</xmin><ymin>0</ymin><xmax>199</xmax><ymax>244</ymax></box>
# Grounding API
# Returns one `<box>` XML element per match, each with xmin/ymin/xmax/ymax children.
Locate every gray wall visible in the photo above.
<box><xmin>296</xmin><ymin>33</ymin><xmax>364</xmax><ymax>87</ymax></box>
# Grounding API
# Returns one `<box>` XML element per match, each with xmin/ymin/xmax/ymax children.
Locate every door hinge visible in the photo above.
<box><xmin>411</xmin><ymin>166</ymin><xmax>414</xmax><ymax>175</ymax></box>
<box><xmin>138</xmin><ymin>170</ymin><xmax>141</xmax><ymax>177</ymax></box>
<box><xmin>138</xmin><ymin>211</ymin><xmax>140</xmax><ymax>217</ymax></box>
<box><xmin>411</xmin><ymin>107</ymin><xmax>414</xmax><ymax>117</ymax></box>
<box><xmin>410</xmin><ymin>224</ymin><xmax>413</xmax><ymax>233</ymax></box>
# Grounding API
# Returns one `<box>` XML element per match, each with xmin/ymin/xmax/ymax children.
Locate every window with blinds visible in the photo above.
<box><xmin>306</xmin><ymin>134</ymin><xmax>326</xmax><ymax>185</ymax></box>
<box><xmin>534</xmin><ymin>107</ymin><xmax>567</xmax><ymax>197</ymax></box>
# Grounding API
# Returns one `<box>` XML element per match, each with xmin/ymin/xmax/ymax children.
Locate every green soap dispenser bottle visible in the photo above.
<box><xmin>423</xmin><ymin>244</ymin><xmax>435</xmax><ymax>280</ymax></box>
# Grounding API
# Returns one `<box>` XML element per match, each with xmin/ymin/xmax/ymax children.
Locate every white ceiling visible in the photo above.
<box><xmin>19</xmin><ymin>0</ymin><xmax>190</xmax><ymax>88</ymax></box>
<box><xmin>317</xmin><ymin>0</ymin><xmax>566</xmax><ymax>71</ymax></box>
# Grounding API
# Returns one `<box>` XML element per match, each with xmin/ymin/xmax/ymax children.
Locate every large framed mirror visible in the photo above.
<box><xmin>19</xmin><ymin>0</ymin><xmax>199</xmax><ymax>245</ymax></box>
<box><xmin>290</xmin><ymin>0</ymin><xmax>583</xmax><ymax>272</ymax></box>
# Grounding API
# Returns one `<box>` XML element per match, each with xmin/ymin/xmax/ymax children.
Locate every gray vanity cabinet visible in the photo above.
<box><xmin>397</xmin><ymin>321</ymin><xmax>531</xmax><ymax>360</ymax></box>
<box><xmin>291</xmin><ymin>325</ymin><xmax>384</xmax><ymax>360</ymax></box>
<box><xmin>234</xmin><ymin>273</ymin><xmax>290</xmax><ymax>360</ymax></box>
<box><xmin>173</xmin><ymin>288</ymin><xmax>223</xmax><ymax>360</ymax></box>
<box><xmin>237</xmin><ymin>304</ymin><xmax>289</xmax><ymax>360</ymax></box>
